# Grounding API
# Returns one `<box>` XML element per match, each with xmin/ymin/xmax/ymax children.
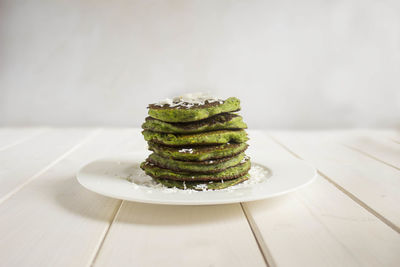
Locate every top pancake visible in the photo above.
<box><xmin>148</xmin><ymin>97</ymin><xmax>241</xmax><ymax>122</ymax></box>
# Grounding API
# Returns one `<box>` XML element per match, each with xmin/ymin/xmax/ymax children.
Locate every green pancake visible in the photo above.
<box><xmin>147</xmin><ymin>152</ymin><xmax>245</xmax><ymax>173</ymax></box>
<box><xmin>142</xmin><ymin>113</ymin><xmax>247</xmax><ymax>133</ymax></box>
<box><xmin>148</xmin><ymin>97</ymin><xmax>241</xmax><ymax>122</ymax></box>
<box><xmin>140</xmin><ymin>158</ymin><xmax>251</xmax><ymax>181</ymax></box>
<box><xmin>154</xmin><ymin>175</ymin><xmax>249</xmax><ymax>190</ymax></box>
<box><xmin>142</xmin><ymin>129</ymin><xmax>248</xmax><ymax>146</ymax></box>
<box><xmin>148</xmin><ymin>142</ymin><xmax>248</xmax><ymax>161</ymax></box>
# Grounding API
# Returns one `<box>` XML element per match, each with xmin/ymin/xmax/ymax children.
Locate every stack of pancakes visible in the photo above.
<box><xmin>140</xmin><ymin>95</ymin><xmax>251</xmax><ymax>190</ymax></box>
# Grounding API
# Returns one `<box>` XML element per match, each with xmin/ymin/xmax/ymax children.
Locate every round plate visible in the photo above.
<box><xmin>77</xmin><ymin>152</ymin><xmax>317</xmax><ymax>205</ymax></box>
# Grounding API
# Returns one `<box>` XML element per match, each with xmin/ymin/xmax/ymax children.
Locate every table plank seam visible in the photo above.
<box><xmin>89</xmin><ymin>200</ymin><xmax>123</xmax><ymax>267</ymax></box>
<box><xmin>0</xmin><ymin>128</ymin><xmax>48</xmax><ymax>152</ymax></box>
<box><xmin>267</xmin><ymin>133</ymin><xmax>400</xmax><ymax>234</ymax></box>
<box><xmin>240</xmin><ymin>203</ymin><xmax>275</xmax><ymax>267</ymax></box>
<box><xmin>341</xmin><ymin>144</ymin><xmax>400</xmax><ymax>171</ymax></box>
<box><xmin>0</xmin><ymin>128</ymin><xmax>102</xmax><ymax>206</ymax></box>
<box><xmin>293</xmin><ymin>190</ymin><xmax>366</xmax><ymax>265</ymax></box>
<box><xmin>317</xmin><ymin>170</ymin><xmax>400</xmax><ymax>234</ymax></box>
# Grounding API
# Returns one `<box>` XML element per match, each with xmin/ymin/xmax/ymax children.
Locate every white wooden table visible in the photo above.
<box><xmin>0</xmin><ymin>128</ymin><xmax>399</xmax><ymax>267</ymax></box>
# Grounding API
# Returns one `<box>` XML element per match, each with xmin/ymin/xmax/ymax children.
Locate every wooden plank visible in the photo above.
<box><xmin>93</xmin><ymin>202</ymin><xmax>266</xmax><ymax>267</ymax></box>
<box><xmin>245</xmin><ymin>177</ymin><xmax>400</xmax><ymax>267</ymax></box>
<box><xmin>341</xmin><ymin>132</ymin><xmax>400</xmax><ymax>169</ymax></box>
<box><xmin>0</xmin><ymin>128</ymin><xmax>146</xmax><ymax>267</ymax></box>
<box><xmin>388</xmin><ymin>130</ymin><xmax>400</xmax><ymax>143</ymax></box>
<box><xmin>270</xmin><ymin>130</ymin><xmax>400</xmax><ymax>230</ymax></box>
<box><xmin>0</xmin><ymin>128</ymin><xmax>94</xmax><ymax>202</ymax></box>
<box><xmin>242</xmin><ymin>131</ymin><xmax>400</xmax><ymax>267</ymax></box>
<box><xmin>0</xmin><ymin>128</ymin><xmax>46</xmax><ymax>151</ymax></box>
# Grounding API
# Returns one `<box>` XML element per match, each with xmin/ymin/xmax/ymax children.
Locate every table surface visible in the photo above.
<box><xmin>0</xmin><ymin>128</ymin><xmax>399</xmax><ymax>267</ymax></box>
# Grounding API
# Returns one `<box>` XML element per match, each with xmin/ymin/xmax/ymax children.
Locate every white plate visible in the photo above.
<box><xmin>77</xmin><ymin>152</ymin><xmax>317</xmax><ymax>205</ymax></box>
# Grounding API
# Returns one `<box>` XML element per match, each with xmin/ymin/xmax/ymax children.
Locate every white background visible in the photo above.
<box><xmin>1</xmin><ymin>0</ymin><xmax>399</xmax><ymax>129</ymax></box>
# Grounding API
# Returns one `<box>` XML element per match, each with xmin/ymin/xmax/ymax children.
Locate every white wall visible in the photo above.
<box><xmin>1</xmin><ymin>0</ymin><xmax>399</xmax><ymax>129</ymax></box>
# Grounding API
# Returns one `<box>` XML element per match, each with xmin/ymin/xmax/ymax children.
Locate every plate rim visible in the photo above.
<box><xmin>76</xmin><ymin>153</ymin><xmax>318</xmax><ymax>205</ymax></box>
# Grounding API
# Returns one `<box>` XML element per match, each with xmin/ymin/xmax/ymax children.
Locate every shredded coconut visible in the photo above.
<box><xmin>194</xmin><ymin>183</ymin><xmax>208</xmax><ymax>191</ymax></box>
<box><xmin>126</xmin><ymin>162</ymin><xmax>271</xmax><ymax>194</ymax></box>
<box><xmin>240</xmin><ymin>155</ymin><xmax>250</xmax><ymax>163</ymax></box>
<box><xmin>154</xmin><ymin>93</ymin><xmax>222</xmax><ymax>109</ymax></box>
<box><xmin>178</xmin><ymin>148</ymin><xmax>194</xmax><ymax>154</ymax></box>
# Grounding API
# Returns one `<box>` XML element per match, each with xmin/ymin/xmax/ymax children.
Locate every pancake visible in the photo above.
<box><xmin>142</xmin><ymin>129</ymin><xmax>248</xmax><ymax>146</ymax></box>
<box><xmin>148</xmin><ymin>97</ymin><xmax>241</xmax><ymax>122</ymax></box>
<box><xmin>140</xmin><ymin>158</ymin><xmax>251</xmax><ymax>182</ymax></box>
<box><xmin>147</xmin><ymin>142</ymin><xmax>249</xmax><ymax>161</ymax></box>
<box><xmin>142</xmin><ymin>113</ymin><xmax>247</xmax><ymax>133</ymax></box>
<box><xmin>147</xmin><ymin>152</ymin><xmax>246</xmax><ymax>173</ymax></box>
<box><xmin>154</xmin><ymin>174</ymin><xmax>249</xmax><ymax>190</ymax></box>
<box><xmin>140</xmin><ymin>94</ymin><xmax>252</xmax><ymax>191</ymax></box>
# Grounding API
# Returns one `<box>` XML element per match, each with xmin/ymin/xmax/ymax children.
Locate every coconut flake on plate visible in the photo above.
<box><xmin>129</xmin><ymin>163</ymin><xmax>271</xmax><ymax>193</ymax></box>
